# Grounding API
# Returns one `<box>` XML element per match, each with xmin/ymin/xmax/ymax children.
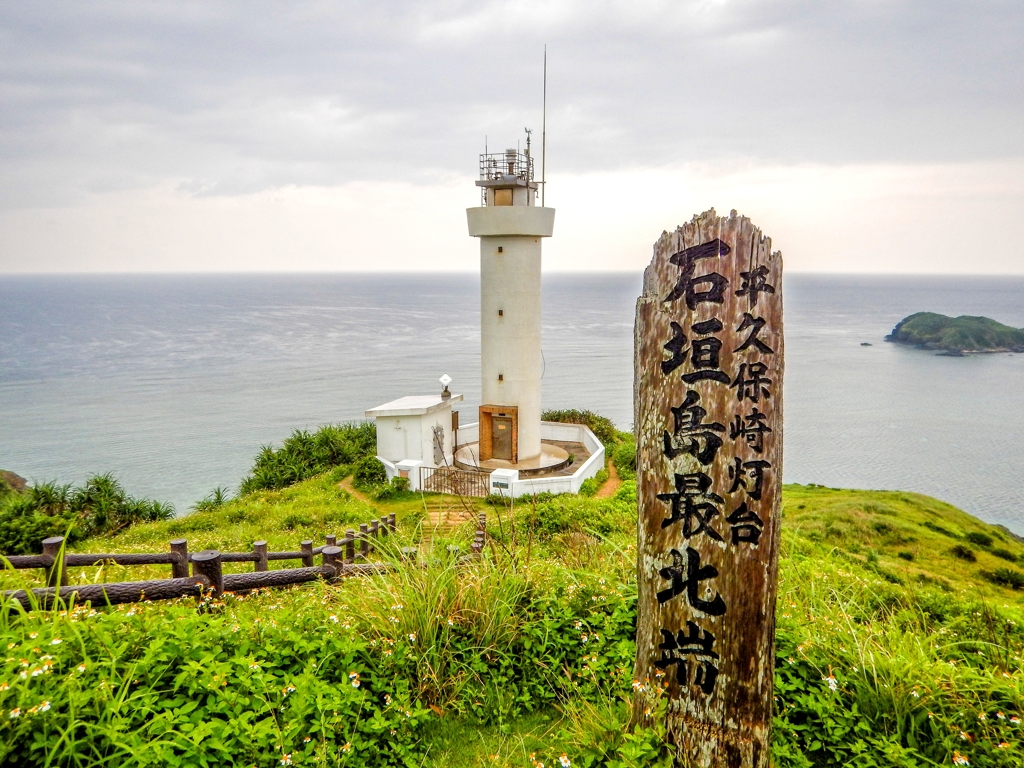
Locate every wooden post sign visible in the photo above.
<box><xmin>632</xmin><ymin>208</ymin><xmax>783</xmax><ymax>767</ymax></box>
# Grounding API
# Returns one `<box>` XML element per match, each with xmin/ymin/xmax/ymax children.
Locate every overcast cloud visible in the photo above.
<box><xmin>1</xmin><ymin>1</ymin><xmax>1022</xmax><ymax>272</ymax></box>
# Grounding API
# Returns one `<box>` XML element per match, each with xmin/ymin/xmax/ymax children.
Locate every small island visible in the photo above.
<box><xmin>885</xmin><ymin>311</ymin><xmax>1024</xmax><ymax>355</ymax></box>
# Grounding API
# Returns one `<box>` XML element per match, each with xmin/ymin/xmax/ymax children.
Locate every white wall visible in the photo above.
<box><xmin>376</xmin><ymin>415</ymin><xmax>423</xmax><ymax>462</ymax></box>
<box><xmin>479</xmin><ymin>233</ymin><xmax>543</xmax><ymax>460</ymax></box>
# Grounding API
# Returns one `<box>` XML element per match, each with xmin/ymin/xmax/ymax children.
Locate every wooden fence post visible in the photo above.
<box><xmin>42</xmin><ymin>536</ymin><xmax>67</xmax><ymax>587</ymax></box>
<box><xmin>325</xmin><ymin>534</ymin><xmax>337</xmax><ymax>547</ymax></box>
<box><xmin>191</xmin><ymin>550</ymin><xmax>224</xmax><ymax>596</ymax></box>
<box><xmin>388</xmin><ymin>513</ymin><xmax>397</xmax><ymax>532</ymax></box>
<box><xmin>322</xmin><ymin>545</ymin><xmax>343</xmax><ymax>577</ymax></box>
<box><xmin>632</xmin><ymin>209</ymin><xmax>784</xmax><ymax>767</ymax></box>
<box><xmin>300</xmin><ymin>540</ymin><xmax>314</xmax><ymax>568</ymax></box>
<box><xmin>253</xmin><ymin>541</ymin><xmax>268</xmax><ymax>572</ymax></box>
<box><xmin>170</xmin><ymin>539</ymin><xmax>189</xmax><ymax>579</ymax></box>
<box><xmin>345</xmin><ymin>530</ymin><xmax>355</xmax><ymax>564</ymax></box>
<box><xmin>359</xmin><ymin>524</ymin><xmax>369</xmax><ymax>558</ymax></box>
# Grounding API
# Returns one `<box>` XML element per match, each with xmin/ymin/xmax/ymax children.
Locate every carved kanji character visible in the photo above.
<box><xmin>656</xmin><ymin>547</ymin><xmax>727</xmax><ymax>615</ymax></box>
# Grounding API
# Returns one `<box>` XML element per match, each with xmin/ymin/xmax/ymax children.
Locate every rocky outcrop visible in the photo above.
<box><xmin>0</xmin><ymin>470</ymin><xmax>28</xmax><ymax>494</ymax></box>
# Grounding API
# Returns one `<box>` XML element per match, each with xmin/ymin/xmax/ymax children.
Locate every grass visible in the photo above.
<box><xmin>2</xmin><ymin>450</ymin><xmax>1024</xmax><ymax>765</ymax></box>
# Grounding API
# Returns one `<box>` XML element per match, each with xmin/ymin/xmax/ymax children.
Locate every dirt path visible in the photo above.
<box><xmin>338</xmin><ymin>476</ymin><xmax>373</xmax><ymax>505</ymax></box>
<box><xmin>595</xmin><ymin>460</ymin><xmax>623</xmax><ymax>499</ymax></box>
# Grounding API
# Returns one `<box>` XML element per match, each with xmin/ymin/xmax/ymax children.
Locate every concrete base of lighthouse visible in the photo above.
<box><xmin>453</xmin><ymin>441</ymin><xmax>573</xmax><ymax>477</ymax></box>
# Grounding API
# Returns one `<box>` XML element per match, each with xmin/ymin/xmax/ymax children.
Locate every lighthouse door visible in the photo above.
<box><xmin>492</xmin><ymin>416</ymin><xmax>513</xmax><ymax>460</ymax></box>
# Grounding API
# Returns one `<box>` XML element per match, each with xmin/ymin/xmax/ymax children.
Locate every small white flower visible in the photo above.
<box><xmin>558</xmin><ymin>755</ymin><xmax>571</xmax><ymax>767</ymax></box>
<box><xmin>9</xmin><ymin>708</ymin><xmax>20</xmax><ymax>719</ymax></box>
<box><xmin>408</xmin><ymin>633</ymin><xmax>416</xmax><ymax>642</ymax></box>
<box><xmin>38</xmin><ymin>701</ymin><xmax>51</xmax><ymax>712</ymax></box>
<box><xmin>49</xmin><ymin>639</ymin><xmax>62</xmax><ymax>646</ymax></box>
<box><xmin>329</xmin><ymin>615</ymin><xmax>339</xmax><ymax>623</ymax></box>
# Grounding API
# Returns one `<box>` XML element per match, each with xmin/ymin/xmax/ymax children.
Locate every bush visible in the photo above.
<box><xmin>897</xmin><ymin>551</ymin><xmax>915</xmax><ymax>561</ymax></box>
<box><xmin>949</xmin><ymin>544</ymin><xmax>977</xmax><ymax>562</ymax></box>
<box><xmin>541</xmin><ymin>409</ymin><xmax>619</xmax><ymax>446</ymax></box>
<box><xmin>372</xmin><ymin>476</ymin><xmax>410</xmax><ymax>501</ymax></box>
<box><xmin>982</xmin><ymin>567</ymin><xmax>1024</xmax><ymax>590</ymax></box>
<box><xmin>353</xmin><ymin>456</ymin><xmax>388</xmax><ymax>489</ymax></box>
<box><xmin>192</xmin><ymin>486</ymin><xmax>231</xmax><ymax>513</ymax></box>
<box><xmin>0</xmin><ymin>475</ymin><xmax>173</xmax><ymax>555</ymax></box>
<box><xmin>991</xmin><ymin>547</ymin><xmax>1018</xmax><ymax>562</ymax></box>
<box><xmin>923</xmin><ymin>521</ymin><xmax>960</xmax><ymax>538</ymax></box>
<box><xmin>611</xmin><ymin>436</ymin><xmax>637</xmax><ymax>480</ymax></box>
<box><xmin>965</xmin><ymin>531</ymin><xmax>994</xmax><ymax>547</ymax></box>
<box><xmin>579</xmin><ymin>469</ymin><xmax>609</xmax><ymax>498</ymax></box>
<box><xmin>239</xmin><ymin>422</ymin><xmax>377</xmax><ymax>494</ymax></box>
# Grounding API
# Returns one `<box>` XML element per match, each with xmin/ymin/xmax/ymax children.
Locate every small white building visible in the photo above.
<box><xmin>365</xmin><ymin>391</ymin><xmax>462</xmax><ymax>475</ymax></box>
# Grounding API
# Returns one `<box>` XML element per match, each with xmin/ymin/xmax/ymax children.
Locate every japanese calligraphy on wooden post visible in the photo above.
<box><xmin>632</xmin><ymin>208</ymin><xmax>783</xmax><ymax>768</ymax></box>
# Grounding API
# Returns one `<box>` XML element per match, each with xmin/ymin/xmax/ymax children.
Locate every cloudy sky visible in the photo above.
<box><xmin>1</xmin><ymin>1</ymin><xmax>1022</xmax><ymax>274</ymax></box>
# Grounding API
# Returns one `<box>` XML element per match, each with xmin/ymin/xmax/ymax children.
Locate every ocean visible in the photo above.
<box><xmin>1</xmin><ymin>273</ymin><xmax>1023</xmax><ymax>534</ymax></box>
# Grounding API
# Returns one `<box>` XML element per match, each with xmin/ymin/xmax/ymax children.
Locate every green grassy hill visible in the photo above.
<box><xmin>886</xmin><ymin>311</ymin><xmax>1024</xmax><ymax>353</ymax></box>
<box><xmin>2</xmin><ymin>443</ymin><xmax>1023</xmax><ymax>766</ymax></box>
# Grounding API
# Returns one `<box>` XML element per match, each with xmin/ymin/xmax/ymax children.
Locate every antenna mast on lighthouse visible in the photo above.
<box><xmin>541</xmin><ymin>45</ymin><xmax>547</xmax><ymax>207</ymax></box>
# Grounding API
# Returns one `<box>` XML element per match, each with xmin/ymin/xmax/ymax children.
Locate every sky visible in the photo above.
<box><xmin>1</xmin><ymin>1</ymin><xmax>1022</xmax><ymax>274</ymax></box>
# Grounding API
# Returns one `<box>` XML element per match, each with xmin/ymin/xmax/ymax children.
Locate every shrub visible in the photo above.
<box><xmin>965</xmin><ymin>531</ymin><xmax>994</xmax><ymax>547</ymax></box>
<box><xmin>239</xmin><ymin>422</ymin><xmax>377</xmax><ymax>494</ymax></box>
<box><xmin>372</xmin><ymin>476</ymin><xmax>411</xmax><ymax>501</ymax></box>
<box><xmin>541</xmin><ymin>409</ymin><xmax>619</xmax><ymax>446</ymax></box>
<box><xmin>579</xmin><ymin>469</ymin><xmax>609</xmax><ymax>498</ymax></box>
<box><xmin>897</xmin><ymin>551</ymin><xmax>915</xmax><ymax>561</ymax></box>
<box><xmin>611</xmin><ymin>436</ymin><xmax>637</xmax><ymax>480</ymax></box>
<box><xmin>353</xmin><ymin>456</ymin><xmax>388</xmax><ymax>489</ymax></box>
<box><xmin>949</xmin><ymin>544</ymin><xmax>977</xmax><ymax>562</ymax></box>
<box><xmin>192</xmin><ymin>486</ymin><xmax>231</xmax><ymax>513</ymax></box>
<box><xmin>990</xmin><ymin>547</ymin><xmax>1018</xmax><ymax>562</ymax></box>
<box><xmin>281</xmin><ymin>513</ymin><xmax>314</xmax><ymax>531</ymax></box>
<box><xmin>982</xmin><ymin>567</ymin><xmax>1024</xmax><ymax>590</ymax></box>
<box><xmin>923</xmin><ymin>521</ymin><xmax>959</xmax><ymax>538</ymax></box>
<box><xmin>0</xmin><ymin>475</ymin><xmax>173</xmax><ymax>554</ymax></box>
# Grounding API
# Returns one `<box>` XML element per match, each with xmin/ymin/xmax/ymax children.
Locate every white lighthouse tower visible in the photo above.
<box><xmin>364</xmin><ymin>134</ymin><xmax>606</xmax><ymax>497</ymax></box>
<box><xmin>466</xmin><ymin>142</ymin><xmax>554</xmax><ymax>464</ymax></box>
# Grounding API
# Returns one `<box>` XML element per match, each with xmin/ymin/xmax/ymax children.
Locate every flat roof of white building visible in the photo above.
<box><xmin>365</xmin><ymin>393</ymin><xmax>464</xmax><ymax>418</ymax></box>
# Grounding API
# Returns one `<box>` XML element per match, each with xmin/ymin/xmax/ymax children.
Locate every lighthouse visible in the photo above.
<box><xmin>467</xmin><ymin>143</ymin><xmax>554</xmax><ymax>465</ymax></box>
<box><xmin>365</xmin><ymin>135</ymin><xmax>605</xmax><ymax>496</ymax></box>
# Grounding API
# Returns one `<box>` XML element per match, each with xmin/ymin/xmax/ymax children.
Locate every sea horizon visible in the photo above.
<box><xmin>2</xmin><ymin>271</ymin><xmax>1023</xmax><ymax>534</ymax></box>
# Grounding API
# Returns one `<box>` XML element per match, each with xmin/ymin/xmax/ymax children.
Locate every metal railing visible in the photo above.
<box><xmin>479</xmin><ymin>150</ymin><xmax>534</xmax><ymax>183</ymax></box>
<box><xmin>420</xmin><ymin>466</ymin><xmax>491</xmax><ymax>498</ymax></box>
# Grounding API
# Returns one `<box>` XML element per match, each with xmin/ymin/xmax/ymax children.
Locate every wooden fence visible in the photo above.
<box><xmin>1</xmin><ymin>512</ymin><xmax>489</xmax><ymax>611</ymax></box>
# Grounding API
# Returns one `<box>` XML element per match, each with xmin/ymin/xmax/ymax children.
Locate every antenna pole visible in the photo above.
<box><xmin>541</xmin><ymin>45</ymin><xmax>547</xmax><ymax>207</ymax></box>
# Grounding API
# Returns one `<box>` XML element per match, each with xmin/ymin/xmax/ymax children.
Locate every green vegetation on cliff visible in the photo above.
<box><xmin>2</xmin><ymin>421</ymin><xmax>1024</xmax><ymax>766</ymax></box>
<box><xmin>886</xmin><ymin>311</ymin><xmax>1024</xmax><ymax>353</ymax></box>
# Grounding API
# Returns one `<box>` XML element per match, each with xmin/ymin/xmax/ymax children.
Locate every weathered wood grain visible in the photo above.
<box><xmin>632</xmin><ymin>209</ymin><xmax>784</xmax><ymax>768</ymax></box>
<box><xmin>3</xmin><ymin>576</ymin><xmax>210</xmax><ymax>610</ymax></box>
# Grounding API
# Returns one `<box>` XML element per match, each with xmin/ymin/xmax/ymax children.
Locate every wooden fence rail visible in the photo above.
<box><xmin>1</xmin><ymin>513</ymin><xmax>401</xmax><ymax>610</ymax></box>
